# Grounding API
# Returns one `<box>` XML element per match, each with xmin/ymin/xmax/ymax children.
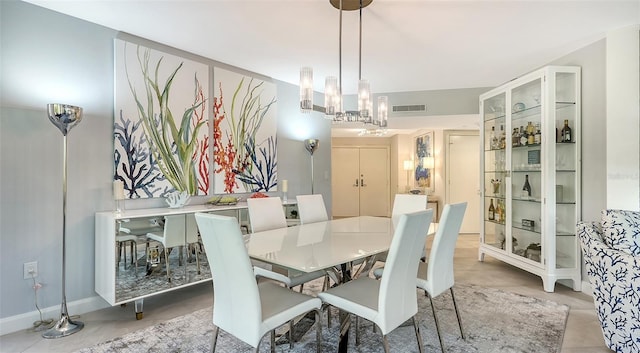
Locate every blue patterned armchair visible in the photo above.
<box><xmin>577</xmin><ymin>209</ymin><xmax>640</xmax><ymax>352</ymax></box>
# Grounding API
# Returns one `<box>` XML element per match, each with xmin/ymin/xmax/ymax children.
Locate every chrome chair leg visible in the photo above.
<box><xmin>164</xmin><ymin>247</ymin><xmax>171</xmax><ymax>282</ymax></box>
<box><xmin>315</xmin><ymin>309</ymin><xmax>322</xmax><ymax>353</ymax></box>
<box><xmin>289</xmin><ymin>319</ymin><xmax>294</xmax><ymax>348</ymax></box>
<box><xmin>382</xmin><ymin>334</ymin><xmax>391</xmax><ymax>353</ymax></box>
<box><xmin>450</xmin><ymin>287</ymin><xmax>465</xmax><ymax>339</ymax></box>
<box><xmin>211</xmin><ymin>326</ymin><xmax>219</xmax><ymax>353</ymax></box>
<box><xmin>355</xmin><ymin>316</ymin><xmax>360</xmax><ymax>345</ymax></box>
<box><xmin>270</xmin><ymin>330</ymin><xmax>276</xmax><ymax>353</ymax></box>
<box><xmin>412</xmin><ymin>316</ymin><xmax>425</xmax><ymax>353</ymax></box>
<box><xmin>429</xmin><ymin>295</ymin><xmax>445</xmax><ymax>353</ymax></box>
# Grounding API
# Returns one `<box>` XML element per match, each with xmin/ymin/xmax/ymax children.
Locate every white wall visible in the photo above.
<box><xmin>606</xmin><ymin>25</ymin><xmax>640</xmax><ymax>211</ymax></box>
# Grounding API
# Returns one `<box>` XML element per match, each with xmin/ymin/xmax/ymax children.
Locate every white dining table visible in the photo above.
<box><xmin>246</xmin><ymin>215</ymin><xmax>437</xmax><ymax>353</ymax></box>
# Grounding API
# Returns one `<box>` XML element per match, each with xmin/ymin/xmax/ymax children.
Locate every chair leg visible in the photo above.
<box><xmin>412</xmin><ymin>316</ymin><xmax>425</xmax><ymax>353</ymax></box>
<box><xmin>355</xmin><ymin>316</ymin><xmax>360</xmax><ymax>345</ymax></box>
<box><xmin>195</xmin><ymin>245</ymin><xmax>201</xmax><ymax>275</ymax></box>
<box><xmin>270</xmin><ymin>330</ymin><xmax>276</xmax><ymax>353</ymax></box>
<box><xmin>450</xmin><ymin>287</ymin><xmax>465</xmax><ymax>340</ymax></box>
<box><xmin>211</xmin><ymin>326</ymin><xmax>219</xmax><ymax>353</ymax></box>
<box><xmin>429</xmin><ymin>295</ymin><xmax>445</xmax><ymax>353</ymax></box>
<box><xmin>315</xmin><ymin>309</ymin><xmax>322</xmax><ymax>353</ymax></box>
<box><xmin>164</xmin><ymin>247</ymin><xmax>171</xmax><ymax>282</ymax></box>
<box><xmin>382</xmin><ymin>334</ymin><xmax>390</xmax><ymax>353</ymax></box>
<box><xmin>289</xmin><ymin>319</ymin><xmax>294</xmax><ymax>348</ymax></box>
<box><xmin>298</xmin><ymin>283</ymin><xmax>304</xmax><ymax>293</ymax></box>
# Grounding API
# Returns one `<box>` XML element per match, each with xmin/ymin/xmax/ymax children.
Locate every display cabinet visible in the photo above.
<box><xmin>479</xmin><ymin>66</ymin><xmax>581</xmax><ymax>292</ymax></box>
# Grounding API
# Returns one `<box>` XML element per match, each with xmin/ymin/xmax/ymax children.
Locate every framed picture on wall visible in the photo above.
<box><xmin>414</xmin><ymin>131</ymin><xmax>435</xmax><ymax>193</ymax></box>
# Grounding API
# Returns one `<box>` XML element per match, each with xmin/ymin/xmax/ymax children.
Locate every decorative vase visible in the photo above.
<box><xmin>165</xmin><ymin>191</ymin><xmax>190</xmax><ymax>208</ymax></box>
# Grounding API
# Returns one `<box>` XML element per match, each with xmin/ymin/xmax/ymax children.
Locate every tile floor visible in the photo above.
<box><xmin>0</xmin><ymin>234</ymin><xmax>611</xmax><ymax>353</ymax></box>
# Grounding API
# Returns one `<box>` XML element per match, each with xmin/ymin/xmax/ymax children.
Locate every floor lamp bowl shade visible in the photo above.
<box><xmin>47</xmin><ymin>103</ymin><xmax>83</xmax><ymax>136</ymax></box>
<box><xmin>304</xmin><ymin>139</ymin><xmax>319</xmax><ymax>155</ymax></box>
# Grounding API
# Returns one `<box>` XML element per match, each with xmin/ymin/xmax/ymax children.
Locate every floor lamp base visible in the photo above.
<box><xmin>42</xmin><ymin>313</ymin><xmax>84</xmax><ymax>339</ymax></box>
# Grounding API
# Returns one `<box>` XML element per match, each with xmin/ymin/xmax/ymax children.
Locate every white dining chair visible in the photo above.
<box><xmin>145</xmin><ymin>214</ymin><xmax>188</xmax><ymax>282</ymax></box>
<box><xmin>247</xmin><ymin>196</ymin><xmax>328</xmax><ymax>290</ymax></box>
<box><xmin>296</xmin><ymin>194</ymin><xmax>329</xmax><ymax>224</ymax></box>
<box><xmin>371</xmin><ymin>193</ymin><xmax>429</xmax><ymax>266</ymax></box>
<box><xmin>318</xmin><ymin>209</ymin><xmax>434</xmax><ymax>353</ymax></box>
<box><xmin>416</xmin><ymin>202</ymin><xmax>467</xmax><ymax>353</ymax></box>
<box><xmin>195</xmin><ymin>212</ymin><xmax>322</xmax><ymax>353</ymax></box>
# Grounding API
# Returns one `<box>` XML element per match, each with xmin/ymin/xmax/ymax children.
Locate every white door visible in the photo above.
<box><xmin>332</xmin><ymin>147</ymin><xmax>389</xmax><ymax>218</ymax></box>
<box><xmin>359</xmin><ymin>148</ymin><xmax>389</xmax><ymax>217</ymax></box>
<box><xmin>447</xmin><ymin>133</ymin><xmax>480</xmax><ymax>233</ymax></box>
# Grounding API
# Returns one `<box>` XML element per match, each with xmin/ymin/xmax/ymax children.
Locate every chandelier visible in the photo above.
<box><xmin>300</xmin><ymin>0</ymin><xmax>388</xmax><ymax>129</ymax></box>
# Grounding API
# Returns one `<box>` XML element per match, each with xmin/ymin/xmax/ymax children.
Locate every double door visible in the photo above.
<box><xmin>332</xmin><ymin>147</ymin><xmax>389</xmax><ymax>218</ymax></box>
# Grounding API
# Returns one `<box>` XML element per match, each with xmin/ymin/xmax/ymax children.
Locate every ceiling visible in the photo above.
<box><xmin>23</xmin><ymin>0</ymin><xmax>639</xmax><ymax>137</ymax></box>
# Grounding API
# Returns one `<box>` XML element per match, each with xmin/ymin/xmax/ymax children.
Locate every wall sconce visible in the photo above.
<box><xmin>304</xmin><ymin>139</ymin><xmax>319</xmax><ymax>194</ymax></box>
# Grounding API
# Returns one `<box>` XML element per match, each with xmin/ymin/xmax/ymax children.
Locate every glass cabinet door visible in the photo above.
<box><xmin>552</xmin><ymin>70</ymin><xmax>579</xmax><ymax>269</ymax></box>
<box><xmin>482</xmin><ymin>92</ymin><xmax>507</xmax><ymax>251</ymax></box>
<box><xmin>510</xmin><ymin>77</ymin><xmax>543</xmax><ymax>264</ymax></box>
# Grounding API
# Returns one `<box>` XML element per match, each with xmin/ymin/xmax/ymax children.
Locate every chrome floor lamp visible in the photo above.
<box><xmin>304</xmin><ymin>139</ymin><xmax>319</xmax><ymax>194</ymax></box>
<box><xmin>43</xmin><ymin>103</ymin><xmax>84</xmax><ymax>339</ymax></box>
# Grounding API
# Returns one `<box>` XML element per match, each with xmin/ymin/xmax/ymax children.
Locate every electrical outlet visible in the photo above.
<box><xmin>23</xmin><ymin>261</ymin><xmax>38</xmax><ymax>279</ymax></box>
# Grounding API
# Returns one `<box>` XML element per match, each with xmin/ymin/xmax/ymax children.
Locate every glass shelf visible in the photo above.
<box><xmin>512</xmin><ymin>197</ymin><xmax>541</xmax><ymax>203</ymax></box>
<box><xmin>512</xmin><ymin>169</ymin><xmax>541</xmax><ymax>173</ymax></box>
<box><xmin>512</xmin><ymin>223</ymin><xmax>541</xmax><ymax>234</ymax></box>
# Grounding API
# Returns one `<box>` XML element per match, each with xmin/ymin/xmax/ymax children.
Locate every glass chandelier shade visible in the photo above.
<box><xmin>324</xmin><ymin>76</ymin><xmax>341</xmax><ymax>119</ymax></box>
<box><xmin>300</xmin><ymin>67</ymin><xmax>313</xmax><ymax>113</ymax></box>
<box><xmin>377</xmin><ymin>95</ymin><xmax>388</xmax><ymax>127</ymax></box>
<box><xmin>358</xmin><ymin>79</ymin><xmax>371</xmax><ymax>120</ymax></box>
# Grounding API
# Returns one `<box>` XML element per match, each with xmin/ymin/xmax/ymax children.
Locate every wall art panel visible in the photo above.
<box><xmin>114</xmin><ymin>39</ymin><xmax>210</xmax><ymax>198</ymax></box>
<box><xmin>213</xmin><ymin>67</ymin><xmax>277</xmax><ymax>194</ymax></box>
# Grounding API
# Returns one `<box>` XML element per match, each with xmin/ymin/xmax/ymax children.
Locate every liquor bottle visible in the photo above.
<box><xmin>512</xmin><ymin>128</ymin><xmax>519</xmax><ymax>147</ymax></box>
<box><xmin>561</xmin><ymin>119</ymin><xmax>572</xmax><ymax>142</ymax></box>
<box><xmin>499</xmin><ymin>125</ymin><xmax>506</xmax><ymax>149</ymax></box>
<box><xmin>488</xmin><ymin>199</ymin><xmax>495</xmax><ymax>221</ymax></box>
<box><xmin>500</xmin><ymin>200</ymin><xmax>506</xmax><ymax>224</ymax></box>
<box><xmin>490</xmin><ymin>126</ymin><xmax>497</xmax><ymax>149</ymax></box>
<box><xmin>495</xmin><ymin>200</ymin><xmax>502</xmax><ymax>223</ymax></box>
<box><xmin>527</xmin><ymin>128</ymin><xmax>535</xmax><ymax>145</ymax></box>
<box><xmin>519</xmin><ymin>126</ymin><xmax>527</xmax><ymax>146</ymax></box>
<box><xmin>522</xmin><ymin>174</ymin><xmax>532</xmax><ymax>198</ymax></box>
<box><xmin>534</xmin><ymin>123</ymin><xmax>541</xmax><ymax>145</ymax></box>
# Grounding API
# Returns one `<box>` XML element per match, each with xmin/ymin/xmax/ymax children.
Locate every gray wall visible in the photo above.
<box><xmin>0</xmin><ymin>0</ymin><xmax>331</xmax><ymax>321</ymax></box>
<box><xmin>548</xmin><ymin>39</ymin><xmax>607</xmax><ymax>222</ymax></box>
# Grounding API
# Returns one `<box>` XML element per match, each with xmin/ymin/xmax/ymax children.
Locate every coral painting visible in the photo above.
<box><xmin>114</xmin><ymin>39</ymin><xmax>210</xmax><ymax>198</ymax></box>
<box><xmin>213</xmin><ymin>67</ymin><xmax>277</xmax><ymax>194</ymax></box>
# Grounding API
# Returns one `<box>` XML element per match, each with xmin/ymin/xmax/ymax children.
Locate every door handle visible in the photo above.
<box><xmin>361</xmin><ymin>176</ymin><xmax>366</xmax><ymax>187</ymax></box>
<box><xmin>353</xmin><ymin>179</ymin><xmax>359</xmax><ymax>187</ymax></box>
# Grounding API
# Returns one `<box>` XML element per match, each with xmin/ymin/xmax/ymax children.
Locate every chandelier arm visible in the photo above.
<box><xmin>339</xmin><ymin>0</ymin><xmax>343</xmax><ymax>99</ymax></box>
<box><xmin>359</xmin><ymin>0</ymin><xmax>362</xmax><ymax>80</ymax></box>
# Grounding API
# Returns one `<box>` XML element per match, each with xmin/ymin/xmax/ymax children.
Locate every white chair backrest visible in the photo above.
<box><xmin>378</xmin><ymin>209</ymin><xmax>433</xmax><ymax>334</ymax></box>
<box><xmin>162</xmin><ymin>214</ymin><xmax>186</xmax><ymax>249</ymax></box>
<box><xmin>296</xmin><ymin>194</ymin><xmax>329</xmax><ymax>224</ymax></box>
<box><xmin>425</xmin><ymin>202</ymin><xmax>467</xmax><ymax>297</ymax></box>
<box><xmin>391</xmin><ymin>194</ymin><xmax>428</xmax><ymax>226</ymax></box>
<box><xmin>185</xmin><ymin>213</ymin><xmax>199</xmax><ymax>244</ymax></box>
<box><xmin>195</xmin><ymin>213</ymin><xmax>262</xmax><ymax>346</ymax></box>
<box><xmin>247</xmin><ymin>197</ymin><xmax>287</xmax><ymax>233</ymax></box>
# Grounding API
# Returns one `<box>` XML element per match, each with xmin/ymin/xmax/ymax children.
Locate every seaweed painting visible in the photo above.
<box><xmin>114</xmin><ymin>39</ymin><xmax>210</xmax><ymax>198</ymax></box>
<box><xmin>213</xmin><ymin>68</ymin><xmax>277</xmax><ymax>193</ymax></box>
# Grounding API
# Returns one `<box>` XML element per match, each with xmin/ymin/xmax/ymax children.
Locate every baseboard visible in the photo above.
<box><xmin>0</xmin><ymin>295</ymin><xmax>109</xmax><ymax>336</ymax></box>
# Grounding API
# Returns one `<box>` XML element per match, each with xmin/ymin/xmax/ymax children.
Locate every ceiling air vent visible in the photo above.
<box><xmin>392</xmin><ymin>104</ymin><xmax>426</xmax><ymax>113</ymax></box>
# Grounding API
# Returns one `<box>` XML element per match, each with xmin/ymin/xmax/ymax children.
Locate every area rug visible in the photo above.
<box><xmin>76</xmin><ymin>283</ymin><xmax>568</xmax><ymax>353</ymax></box>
